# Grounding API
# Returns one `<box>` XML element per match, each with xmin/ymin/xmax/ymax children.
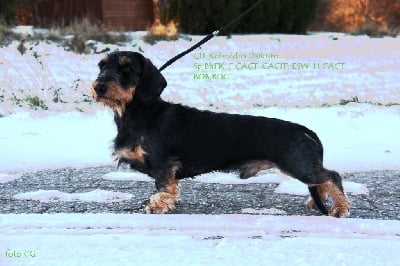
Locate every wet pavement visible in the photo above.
<box><xmin>0</xmin><ymin>166</ymin><xmax>399</xmax><ymax>220</ymax></box>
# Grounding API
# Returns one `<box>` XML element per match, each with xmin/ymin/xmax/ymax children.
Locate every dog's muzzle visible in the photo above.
<box><xmin>94</xmin><ymin>82</ymin><xmax>107</xmax><ymax>97</ymax></box>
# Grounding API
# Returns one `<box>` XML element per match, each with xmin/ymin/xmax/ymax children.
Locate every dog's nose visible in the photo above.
<box><xmin>94</xmin><ymin>83</ymin><xmax>107</xmax><ymax>96</ymax></box>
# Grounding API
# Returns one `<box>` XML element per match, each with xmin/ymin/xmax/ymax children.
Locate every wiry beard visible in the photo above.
<box><xmin>91</xmin><ymin>81</ymin><xmax>135</xmax><ymax>117</ymax></box>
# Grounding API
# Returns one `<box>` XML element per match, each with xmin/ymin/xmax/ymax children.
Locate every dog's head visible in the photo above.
<box><xmin>91</xmin><ymin>51</ymin><xmax>167</xmax><ymax>115</ymax></box>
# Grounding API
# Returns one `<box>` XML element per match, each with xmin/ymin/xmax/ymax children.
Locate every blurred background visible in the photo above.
<box><xmin>1</xmin><ymin>0</ymin><xmax>399</xmax><ymax>36</ymax></box>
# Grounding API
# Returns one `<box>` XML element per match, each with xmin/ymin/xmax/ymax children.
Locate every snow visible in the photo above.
<box><xmin>274</xmin><ymin>178</ymin><xmax>368</xmax><ymax>196</ymax></box>
<box><xmin>13</xmin><ymin>189</ymin><xmax>133</xmax><ymax>203</ymax></box>
<box><xmin>0</xmin><ymin>173</ymin><xmax>21</xmax><ymax>184</ymax></box>
<box><xmin>0</xmin><ymin>111</ymin><xmax>114</xmax><ymax>172</ymax></box>
<box><xmin>0</xmin><ymin>105</ymin><xmax>398</xmax><ymax>173</ymax></box>
<box><xmin>1</xmin><ymin>32</ymin><xmax>399</xmax><ymax>173</ymax></box>
<box><xmin>194</xmin><ymin>171</ymin><xmax>285</xmax><ymax>184</ymax></box>
<box><xmin>0</xmin><ymin>32</ymin><xmax>399</xmax><ymax>265</ymax></box>
<box><xmin>241</xmin><ymin>207</ymin><xmax>287</xmax><ymax>215</ymax></box>
<box><xmin>0</xmin><ymin>214</ymin><xmax>399</xmax><ymax>265</ymax></box>
<box><xmin>103</xmin><ymin>170</ymin><xmax>153</xmax><ymax>182</ymax></box>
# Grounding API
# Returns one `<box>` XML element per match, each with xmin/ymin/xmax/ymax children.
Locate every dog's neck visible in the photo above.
<box><xmin>114</xmin><ymin>97</ymin><xmax>165</xmax><ymax>131</ymax></box>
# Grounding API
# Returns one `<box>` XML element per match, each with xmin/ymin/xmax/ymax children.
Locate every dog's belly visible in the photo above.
<box><xmin>175</xmin><ymin>159</ymin><xmax>274</xmax><ymax>180</ymax></box>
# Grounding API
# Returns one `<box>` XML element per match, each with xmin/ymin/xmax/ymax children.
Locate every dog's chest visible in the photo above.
<box><xmin>113</xmin><ymin>131</ymin><xmax>150</xmax><ymax>167</ymax></box>
<box><xmin>113</xmin><ymin>110</ymin><xmax>159</xmax><ymax>167</ymax></box>
<box><xmin>114</xmin><ymin>130</ymin><xmax>146</xmax><ymax>152</ymax></box>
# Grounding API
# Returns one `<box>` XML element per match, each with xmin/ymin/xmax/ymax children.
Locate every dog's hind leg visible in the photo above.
<box><xmin>324</xmin><ymin>170</ymin><xmax>350</xmax><ymax>218</ymax></box>
<box><xmin>146</xmin><ymin>163</ymin><xmax>181</xmax><ymax>214</ymax></box>
<box><xmin>305</xmin><ymin>169</ymin><xmax>350</xmax><ymax>218</ymax></box>
<box><xmin>306</xmin><ymin>184</ymin><xmax>328</xmax><ymax>215</ymax></box>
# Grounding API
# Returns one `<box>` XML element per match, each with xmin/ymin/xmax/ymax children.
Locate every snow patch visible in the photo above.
<box><xmin>241</xmin><ymin>208</ymin><xmax>287</xmax><ymax>215</ymax></box>
<box><xmin>0</xmin><ymin>173</ymin><xmax>21</xmax><ymax>183</ymax></box>
<box><xmin>194</xmin><ymin>171</ymin><xmax>284</xmax><ymax>184</ymax></box>
<box><xmin>103</xmin><ymin>171</ymin><xmax>153</xmax><ymax>182</ymax></box>
<box><xmin>13</xmin><ymin>189</ymin><xmax>133</xmax><ymax>202</ymax></box>
<box><xmin>274</xmin><ymin>179</ymin><xmax>369</xmax><ymax>196</ymax></box>
<box><xmin>345</xmin><ymin>181</ymin><xmax>369</xmax><ymax>195</ymax></box>
<box><xmin>274</xmin><ymin>179</ymin><xmax>309</xmax><ymax>195</ymax></box>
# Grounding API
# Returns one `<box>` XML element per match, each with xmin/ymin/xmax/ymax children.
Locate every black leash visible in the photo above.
<box><xmin>158</xmin><ymin>0</ymin><xmax>264</xmax><ymax>72</ymax></box>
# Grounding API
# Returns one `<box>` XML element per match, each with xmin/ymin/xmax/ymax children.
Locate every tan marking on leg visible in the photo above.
<box><xmin>114</xmin><ymin>146</ymin><xmax>147</xmax><ymax>164</ymax></box>
<box><xmin>146</xmin><ymin>166</ymin><xmax>181</xmax><ymax>214</ymax></box>
<box><xmin>90</xmin><ymin>81</ymin><xmax>135</xmax><ymax>117</ymax></box>
<box><xmin>306</xmin><ymin>184</ymin><xmax>328</xmax><ymax>209</ymax></box>
<box><xmin>323</xmin><ymin>181</ymin><xmax>350</xmax><ymax>218</ymax></box>
<box><xmin>146</xmin><ymin>179</ymin><xmax>180</xmax><ymax>214</ymax></box>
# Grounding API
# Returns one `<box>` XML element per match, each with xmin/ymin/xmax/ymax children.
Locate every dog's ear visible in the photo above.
<box><xmin>135</xmin><ymin>54</ymin><xmax>167</xmax><ymax>103</ymax></box>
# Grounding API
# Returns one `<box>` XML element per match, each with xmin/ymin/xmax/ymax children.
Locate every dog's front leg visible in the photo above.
<box><xmin>146</xmin><ymin>164</ymin><xmax>180</xmax><ymax>214</ymax></box>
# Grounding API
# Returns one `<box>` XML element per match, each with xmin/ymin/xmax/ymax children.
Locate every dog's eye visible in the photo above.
<box><xmin>98</xmin><ymin>61</ymin><xmax>107</xmax><ymax>70</ymax></box>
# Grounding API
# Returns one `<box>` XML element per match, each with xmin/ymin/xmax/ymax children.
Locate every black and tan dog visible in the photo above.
<box><xmin>91</xmin><ymin>51</ymin><xmax>350</xmax><ymax>217</ymax></box>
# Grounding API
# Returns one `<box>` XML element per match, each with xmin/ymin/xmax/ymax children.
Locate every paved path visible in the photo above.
<box><xmin>0</xmin><ymin>166</ymin><xmax>399</xmax><ymax>220</ymax></box>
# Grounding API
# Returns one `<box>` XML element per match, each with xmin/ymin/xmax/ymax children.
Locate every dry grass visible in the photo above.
<box><xmin>0</xmin><ymin>22</ymin><xmax>21</xmax><ymax>45</ymax></box>
<box><xmin>55</xmin><ymin>18</ymin><xmax>130</xmax><ymax>53</ymax></box>
<box><xmin>1</xmin><ymin>17</ymin><xmax>131</xmax><ymax>52</ymax></box>
<box><xmin>59</xmin><ymin>18</ymin><xmax>129</xmax><ymax>44</ymax></box>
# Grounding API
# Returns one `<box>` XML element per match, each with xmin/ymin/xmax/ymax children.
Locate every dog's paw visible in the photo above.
<box><xmin>145</xmin><ymin>192</ymin><xmax>177</xmax><ymax>214</ymax></box>
<box><xmin>329</xmin><ymin>204</ymin><xmax>350</xmax><ymax>218</ymax></box>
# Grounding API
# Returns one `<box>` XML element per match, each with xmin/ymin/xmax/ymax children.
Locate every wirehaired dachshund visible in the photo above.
<box><xmin>91</xmin><ymin>51</ymin><xmax>350</xmax><ymax>217</ymax></box>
